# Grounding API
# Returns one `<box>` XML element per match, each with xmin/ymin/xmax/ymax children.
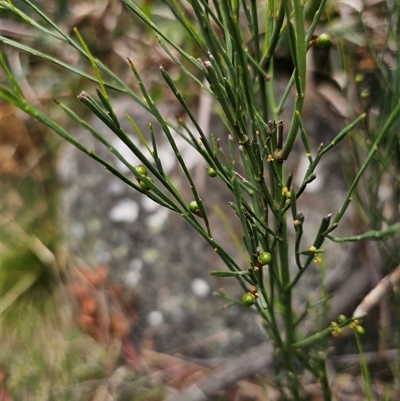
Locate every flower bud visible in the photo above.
<box><xmin>135</xmin><ymin>165</ymin><xmax>148</xmax><ymax>176</ymax></box>
<box><xmin>189</xmin><ymin>200</ymin><xmax>200</xmax><ymax>213</ymax></box>
<box><xmin>355</xmin><ymin>325</ymin><xmax>365</xmax><ymax>335</ymax></box>
<box><xmin>139</xmin><ymin>177</ymin><xmax>154</xmax><ymax>190</ymax></box>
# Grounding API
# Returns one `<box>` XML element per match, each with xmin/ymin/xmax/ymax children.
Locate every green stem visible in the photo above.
<box><xmin>326</xmin><ymin>223</ymin><xmax>400</xmax><ymax>242</ymax></box>
<box><xmin>330</xmin><ymin>101</ymin><xmax>400</xmax><ymax>229</ymax></box>
<box><xmin>261</xmin><ymin>1</ymin><xmax>285</xmax><ymax>69</ymax></box>
<box><xmin>275</xmin><ymin>164</ymin><xmax>300</xmax><ymax>400</ymax></box>
<box><xmin>355</xmin><ymin>333</ymin><xmax>373</xmax><ymax>401</ymax></box>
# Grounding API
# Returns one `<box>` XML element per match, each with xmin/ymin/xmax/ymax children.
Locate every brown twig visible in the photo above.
<box><xmin>331</xmin><ymin>348</ymin><xmax>398</xmax><ymax>368</ymax></box>
<box><xmin>353</xmin><ymin>265</ymin><xmax>400</xmax><ymax>317</ymax></box>
<box><xmin>165</xmin><ymin>342</ymin><xmax>273</xmax><ymax>401</ymax></box>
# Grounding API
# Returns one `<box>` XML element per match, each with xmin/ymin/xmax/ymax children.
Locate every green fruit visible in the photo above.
<box><xmin>207</xmin><ymin>167</ymin><xmax>217</xmax><ymax>177</ymax></box>
<box><xmin>338</xmin><ymin>314</ymin><xmax>347</xmax><ymax>323</ymax></box>
<box><xmin>355</xmin><ymin>325</ymin><xmax>365</xmax><ymax>335</ymax></box>
<box><xmin>242</xmin><ymin>293</ymin><xmax>256</xmax><ymax>307</ymax></box>
<box><xmin>258</xmin><ymin>252</ymin><xmax>272</xmax><ymax>266</ymax></box>
<box><xmin>135</xmin><ymin>165</ymin><xmax>148</xmax><ymax>176</ymax></box>
<box><xmin>355</xmin><ymin>73</ymin><xmax>364</xmax><ymax>83</ymax></box>
<box><xmin>189</xmin><ymin>200</ymin><xmax>200</xmax><ymax>213</ymax></box>
<box><xmin>316</xmin><ymin>33</ymin><xmax>331</xmax><ymax>48</ymax></box>
<box><xmin>139</xmin><ymin>177</ymin><xmax>154</xmax><ymax>190</ymax></box>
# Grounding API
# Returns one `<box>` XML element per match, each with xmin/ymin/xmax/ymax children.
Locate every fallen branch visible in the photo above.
<box><xmin>353</xmin><ymin>265</ymin><xmax>400</xmax><ymax>317</ymax></box>
<box><xmin>166</xmin><ymin>342</ymin><xmax>273</xmax><ymax>401</ymax></box>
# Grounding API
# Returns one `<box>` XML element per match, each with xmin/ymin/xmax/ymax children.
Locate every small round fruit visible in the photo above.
<box><xmin>207</xmin><ymin>167</ymin><xmax>217</xmax><ymax>177</ymax></box>
<box><xmin>355</xmin><ymin>325</ymin><xmax>365</xmax><ymax>335</ymax></box>
<box><xmin>338</xmin><ymin>314</ymin><xmax>347</xmax><ymax>323</ymax></box>
<box><xmin>258</xmin><ymin>252</ymin><xmax>272</xmax><ymax>266</ymax></box>
<box><xmin>135</xmin><ymin>164</ymin><xmax>148</xmax><ymax>176</ymax></box>
<box><xmin>355</xmin><ymin>73</ymin><xmax>364</xmax><ymax>83</ymax></box>
<box><xmin>189</xmin><ymin>200</ymin><xmax>200</xmax><ymax>213</ymax></box>
<box><xmin>242</xmin><ymin>292</ymin><xmax>256</xmax><ymax>307</ymax></box>
<box><xmin>316</xmin><ymin>33</ymin><xmax>331</xmax><ymax>48</ymax></box>
<box><xmin>139</xmin><ymin>177</ymin><xmax>154</xmax><ymax>190</ymax></box>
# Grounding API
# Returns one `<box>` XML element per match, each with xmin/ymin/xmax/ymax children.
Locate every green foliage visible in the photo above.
<box><xmin>1</xmin><ymin>0</ymin><xmax>400</xmax><ymax>399</ymax></box>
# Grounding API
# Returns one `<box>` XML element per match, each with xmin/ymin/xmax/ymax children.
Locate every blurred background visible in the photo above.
<box><xmin>1</xmin><ymin>0</ymin><xmax>399</xmax><ymax>399</ymax></box>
